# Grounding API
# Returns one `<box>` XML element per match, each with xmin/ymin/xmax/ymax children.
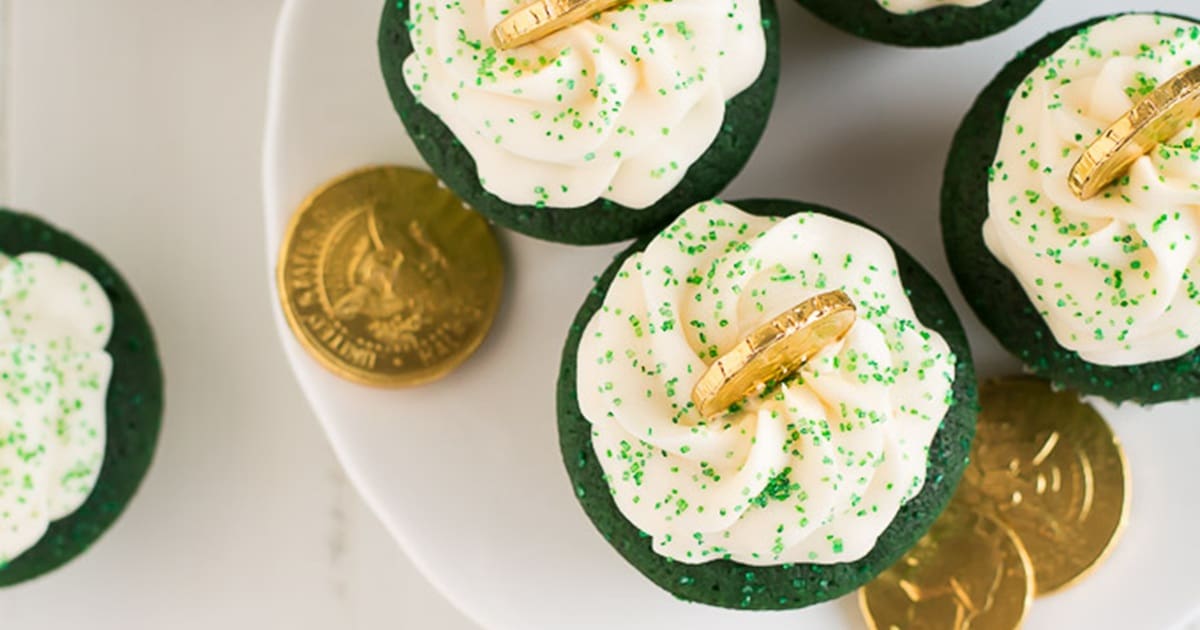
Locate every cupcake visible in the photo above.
<box><xmin>796</xmin><ymin>0</ymin><xmax>1041</xmax><ymax>47</ymax></box>
<box><xmin>944</xmin><ymin>13</ymin><xmax>1200</xmax><ymax>404</ymax></box>
<box><xmin>0</xmin><ymin>210</ymin><xmax>163</xmax><ymax>587</ymax></box>
<box><xmin>378</xmin><ymin>0</ymin><xmax>780</xmax><ymax>245</ymax></box>
<box><xmin>558</xmin><ymin>199</ymin><xmax>977</xmax><ymax>608</ymax></box>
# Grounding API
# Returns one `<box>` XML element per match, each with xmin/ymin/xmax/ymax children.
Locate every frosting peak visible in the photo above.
<box><xmin>402</xmin><ymin>0</ymin><xmax>766</xmax><ymax>209</ymax></box>
<box><xmin>577</xmin><ymin>201</ymin><xmax>956</xmax><ymax>566</ymax></box>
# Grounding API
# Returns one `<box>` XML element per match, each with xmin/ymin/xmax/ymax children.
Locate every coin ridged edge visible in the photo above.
<box><xmin>491</xmin><ymin>0</ymin><xmax>625</xmax><ymax>50</ymax></box>
<box><xmin>690</xmin><ymin>290</ymin><xmax>856</xmax><ymax>417</ymax></box>
<box><xmin>1068</xmin><ymin>65</ymin><xmax>1200</xmax><ymax>200</ymax></box>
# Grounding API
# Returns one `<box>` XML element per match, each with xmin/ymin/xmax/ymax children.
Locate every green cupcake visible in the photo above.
<box><xmin>797</xmin><ymin>0</ymin><xmax>1041</xmax><ymax>47</ymax></box>
<box><xmin>943</xmin><ymin>13</ymin><xmax>1200</xmax><ymax>404</ymax></box>
<box><xmin>0</xmin><ymin>210</ymin><xmax>163</xmax><ymax>587</ymax></box>
<box><xmin>379</xmin><ymin>0</ymin><xmax>780</xmax><ymax>245</ymax></box>
<box><xmin>558</xmin><ymin>199</ymin><xmax>976</xmax><ymax>609</ymax></box>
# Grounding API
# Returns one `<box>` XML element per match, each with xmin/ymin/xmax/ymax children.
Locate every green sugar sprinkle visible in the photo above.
<box><xmin>579</xmin><ymin>203</ymin><xmax>956</xmax><ymax>564</ymax></box>
<box><xmin>987</xmin><ymin>15</ymin><xmax>1200</xmax><ymax>360</ymax></box>
<box><xmin>0</xmin><ymin>253</ymin><xmax>113</xmax><ymax>565</ymax></box>
<box><xmin>401</xmin><ymin>0</ymin><xmax>765</xmax><ymax>207</ymax></box>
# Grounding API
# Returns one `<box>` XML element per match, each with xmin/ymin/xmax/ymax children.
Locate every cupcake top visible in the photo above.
<box><xmin>401</xmin><ymin>0</ymin><xmax>766</xmax><ymax>209</ymax></box>
<box><xmin>576</xmin><ymin>201</ymin><xmax>956</xmax><ymax>566</ymax></box>
<box><xmin>984</xmin><ymin>14</ymin><xmax>1200</xmax><ymax>367</ymax></box>
<box><xmin>877</xmin><ymin>0</ymin><xmax>990</xmax><ymax>15</ymax></box>
<box><xmin>0</xmin><ymin>253</ymin><xmax>113</xmax><ymax>565</ymax></box>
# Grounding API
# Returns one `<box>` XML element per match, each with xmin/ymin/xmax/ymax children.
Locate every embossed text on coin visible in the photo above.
<box><xmin>277</xmin><ymin>166</ymin><xmax>504</xmax><ymax>386</ymax></box>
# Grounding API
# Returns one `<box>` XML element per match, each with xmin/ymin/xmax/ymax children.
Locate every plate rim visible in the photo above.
<box><xmin>258</xmin><ymin>0</ymin><xmax>1200</xmax><ymax>628</ymax></box>
<box><xmin>260</xmin><ymin>2</ymin><xmax>491</xmax><ymax>627</ymax></box>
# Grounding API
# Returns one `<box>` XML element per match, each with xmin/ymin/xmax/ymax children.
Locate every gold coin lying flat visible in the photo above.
<box><xmin>491</xmin><ymin>0</ymin><xmax>628</xmax><ymax>50</ymax></box>
<box><xmin>1069</xmin><ymin>65</ymin><xmax>1200</xmax><ymax>200</ymax></box>
<box><xmin>277</xmin><ymin>166</ymin><xmax>504</xmax><ymax>387</ymax></box>
<box><xmin>860</xmin><ymin>501</ymin><xmax>1034</xmax><ymax>630</ymax></box>
<box><xmin>690</xmin><ymin>290</ymin><xmax>856</xmax><ymax>418</ymax></box>
<box><xmin>958</xmin><ymin>377</ymin><xmax>1129</xmax><ymax>595</ymax></box>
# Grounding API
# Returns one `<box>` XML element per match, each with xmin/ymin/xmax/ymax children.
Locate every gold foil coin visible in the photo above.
<box><xmin>689</xmin><ymin>290</ymin><xmax>856</xmax><ymax>418</ymax></box>
<box><xmin>491</xmin><ymin>0</ymin><xmax>628</xmax><ymax>50</ymax></box>
<box><xmin>959</xmin><ymin>377</ymin><xmax>1129</xmax><ymax>595</ymax></box>
<box><xmin>277</xmin><ymin>166</ymin><xmax>504</xmax><ymax>387</ymax></box>
<box><xmin>860</xmin><ymin>501</ymin><xmax>1034</xmax><ymax>630</ymax></box>
<box><xmin>1069</xmin><ymin>65</ymin><xmax>1200</xmax><ymax>200</ymax></box>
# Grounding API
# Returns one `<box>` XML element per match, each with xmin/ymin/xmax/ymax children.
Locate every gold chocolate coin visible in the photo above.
<box><xmin>491</xmin><ymin>0</ymin><xmax>628</xmax><ymax>50</ymax></box>
<box><xmin>1069</xmin><ymin>65</ymin><xmax>1200</xmax><ymax>200</ymax></box>
<box><xmin>277</xmin><ymin>166</ymin><xmax>504</xmax><ymax>387</ymax></box>
<box><xmin>958</xmin><ymin>377</ymin><xmax>1129</xmax><ymax>595</ymax></box>
<box><xmin>860</xmin><ymin>501</ymin><xmax>1034</xmax><ymax>630</ymax></box>
<box><xmin>690</xmin><ymin>290</ymin><xmax>856</xmax><ymax>418</ymax></box>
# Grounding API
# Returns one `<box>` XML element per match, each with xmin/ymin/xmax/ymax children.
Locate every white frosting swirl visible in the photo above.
<box><xmin>877</xmin><ymin>0</ymin><xmax>989</xmax><ymax>15</ymax></box>
<box><xmin>577</xmin><ymin>201</ymin><xmax>956</xmax><ymax>566</ymax></box>
<box><xmin>984</xmin><ymin>14</ymin><xmax>1200</xmax><ymax>366</ymax></box>
<box><xmin>0</xmin><ymin>253</ymin><xmax>113</xmax><ymax>564</ymax></box>
<box><xmin>401</xmin><ymin>0</ymin><xmax>765</xmax><ymax>209</ymax></box>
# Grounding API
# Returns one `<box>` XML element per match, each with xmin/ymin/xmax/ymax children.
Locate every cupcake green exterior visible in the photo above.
<box><xmin>942</xmin><ymin>14</ymin><xmax>1200</xmax><ymax>405</ymax></box>
<box><xmin>378</xmin><ymin>0</ymin><xmax>781</xmax><ymax>245</ymax></box>
<box><xmin>0</xmin><ymin>210</ymin><xmax>164</xmax><ymax>587</ymax></box>
<box><xmin>797</xmin><ymin>0</ymin><xmax>1041</xmax><ymax>47</ymax></box>
<box><xmin>557</xmin><ymin>198</ymin><xmax>977</xmax><ymax>610</ymax></box>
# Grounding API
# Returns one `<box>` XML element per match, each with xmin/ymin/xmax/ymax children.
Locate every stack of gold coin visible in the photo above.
<box><xmin>277</xmin><ymin>166</ymin><xmax>504</xmax><ymax>387</ymax></box>
<box><xmin>859</xmin><ymin>377</ymin><xmax>1129</xmax><ymax>629</ymax></box>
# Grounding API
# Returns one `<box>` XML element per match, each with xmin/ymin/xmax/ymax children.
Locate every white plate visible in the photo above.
<box><xmin>263</xmin><ymin>0</ymin><xmax>1200</xmax><ymax>627</ymax></box>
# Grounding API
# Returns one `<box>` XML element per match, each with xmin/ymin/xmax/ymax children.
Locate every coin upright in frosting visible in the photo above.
<box><xmin>491</xmin><ymin>0</ymin><xmax>628</xmax><ymax>50</ymax></box>
<box><xmin>576</xmin><ymin>201</ymin><xmax>958</xmax><ymax>566</ymax></box>
<box><xmin>982</xmin><ymin>14</ymin><xmax>1200</xmax><ymax>367</ymax></box>
<box><xmin>690</xmin><ymin>290</ymin><xmax>856</xmax><ymax>418</ymax></box>
<box><xmin>1070</xmin><ymin>65</ymin><xmax>1200</xmax><ymax>200</ymax></box>
<box><xmin>959</xmin><ymin>377</ymin><xmax>1129</xmax><ymax>595</ymax></box>
<box><xmin>277</xmin><ymin>166</ymin><xmax>504</xmax><ymax>387</ymax></box>
<box><xmin>398</xmin><ymin>0</ymin><xmax>767</xmax><ymax>210</ymax></box>
<box><xmin>859</xmin><ymin>501</ymin><xmax>1034</xmax><ymax>630</ymax></box>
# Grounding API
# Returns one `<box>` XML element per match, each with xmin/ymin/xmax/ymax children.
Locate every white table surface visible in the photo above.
<box><xmin>0</xmin><ymin>2</ymin><xmax>474</xmax><ymax>628</ymax></box>
<box><xmin>0</xmin><ymin>2</ymin><xmax>1197</xmax><ymax>629</ymax></box>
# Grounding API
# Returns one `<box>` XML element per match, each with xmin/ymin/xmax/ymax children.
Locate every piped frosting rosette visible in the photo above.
<box><xmin>0</xmin><ymin>253</ymin><xmax>113</xmax><ymax>564</ymax></box>
<box><xmin>577</xmin><ymin>201</ymin><xmax>956</xmax><ymax>566</ymax></box>
<box><xmin>985</xmin><ymin>15</ymin><xmax>1200</xmax><ymax>366</ymax></box>
<box><xmin>401</xmin><ymin>0</ymin><xmax>766</xmax><ymax>209</ymax></box>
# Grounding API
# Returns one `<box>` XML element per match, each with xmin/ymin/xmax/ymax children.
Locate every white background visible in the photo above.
<box><xmin>0</xmin><ymin>2</ymin><xmax>473</xmax><ymax>628</ymax></box>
